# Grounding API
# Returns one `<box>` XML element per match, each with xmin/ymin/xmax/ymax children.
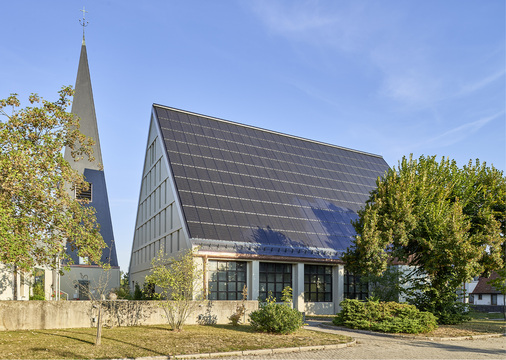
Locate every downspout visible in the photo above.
<box><xmin>203</xmin><ymin>255</ymin><xmax>208</xmax><ymax>299</ymax></box>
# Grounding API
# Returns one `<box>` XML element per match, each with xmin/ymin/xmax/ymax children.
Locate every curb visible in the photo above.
<box><xmin>127</xmin><ymin>340</ymin><xmax>356</xmax><ymax>360</ymax></box>
<box><xmin>317</xmin><ymin>323</ymin><xmax>505</xmax><ymax>341</ymax></box>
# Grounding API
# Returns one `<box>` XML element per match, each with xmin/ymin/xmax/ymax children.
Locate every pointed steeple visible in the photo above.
<box><xmin>64</xmin><ymin>41</ymin><xmax>103</xmax><ymax>173</ymax></box>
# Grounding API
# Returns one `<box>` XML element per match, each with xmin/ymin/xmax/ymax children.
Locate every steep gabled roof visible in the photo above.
<box><xmin>472</xmin><ymin>271</ymin><xmax>502</xmax><ymax>295</ymax></box>
<box><xmin>64</xmin><ymin>41</ymin><xmax>103</xmax><ymax>173</ymax></box>
<box><xmin>154</xmin><ymin>104</ymin><xmax>389</xmax><ymax>260</ymax></box>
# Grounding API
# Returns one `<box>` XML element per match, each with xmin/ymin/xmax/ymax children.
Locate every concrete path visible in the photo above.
<box><xmin>214</xmin><ymin>322</ymin><xmax>505</xmax><ymax>360</ymax></box>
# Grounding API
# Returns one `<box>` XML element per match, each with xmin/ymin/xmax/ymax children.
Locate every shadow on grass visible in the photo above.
<box><xmin>34</xmin><ymin>330</ymin><xmax>95</xmax><ymax>345</ymax></box>
<box><xmin>29</xmin><ymin>348</ymin><xmax>82</xmax><ymax>360</ymax></box>
<box><xmin>99</xmin><ymin>334</ymin><xmax>168</xmax><ymax>356</ymax></box>
<box><xmin>37</xmin><ymin>329</ymin><xmax>168</xmax><ymax>357</ymax></box>
<box><xmin>144</xmin><ymin>324</ymin><xmax>258</xmax><ymax>335</ymax></box>
<box><xmin>206</xmin><ymin>324</ymin><xmax>257</xmax><ymax>334</ymax></box>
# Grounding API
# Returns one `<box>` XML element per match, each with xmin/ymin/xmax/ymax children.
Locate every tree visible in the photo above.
<box><xmin>115</xmin><ymin>271</ymin><xmax>132</xmax><ymax>300</ymax></box>
<box><xmin>343</xmin><ymin>155</ymin><xmax>505</xmax><ymax>323</ymax></box>
<box><xmin>146</xmin><ymin>248</ymin><xmax>204</xmax><ymax>331</ymax></box>
<box><xmin>0</xmin><ymin>87</ymin><xmax>105</xmax><ymax>296</ymax></box>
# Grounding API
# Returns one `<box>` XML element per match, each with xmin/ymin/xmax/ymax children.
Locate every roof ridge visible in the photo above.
<box><xmin>153</xmin><ymin>103</ymin><xmax>385</xmax><ymax>160</ymax></box>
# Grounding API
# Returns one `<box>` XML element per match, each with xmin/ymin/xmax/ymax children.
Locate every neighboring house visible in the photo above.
<box><xmin>458</xmin><ymin>276</ymin><xmax>479</xmax><ymax>304</ymax></box>
<box><xmin>0</xmin><ymin>265</ymin><xmax>52</xmax><ymax>301</ymax></box>
<box><xmin>128</xmin><ymin>104</ymin><xmax>390</xmax><ymax>314</ymax></box>
<box><xmin>59</xmin><ymin>34</ymin><xmax>120</xmax><ymax>300</ymax></box>
<box><xmin>471</xmin><ymin>271</ymin><xmax>505</xmax><ymax>310</ymax></box>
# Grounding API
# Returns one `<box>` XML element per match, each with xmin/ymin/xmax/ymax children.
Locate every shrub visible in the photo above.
<box><xmin>146</xmin><ymin>248</ymin><xmax>204</xmax><ymax>331</ymax></box>
<box><xmin>133</xmin><ymin>283</ymin><xmax>143</xmax><ymax>300</ymax></box>
<box><xmin>409</xmin><ymin>292</ymin><xmax>471</xmax><ymax>325</ymax></box>
<box><xmin>334</xmin><ymin>299</ymin><xmax>437</xmax><ymax>334</ymax></box>
<box><xmin>429</xmin><ymin>301</ymin><xmax>471</xmax><ymax>325</ymax></box>
<box><xmin>229</xmin><ymin>286</ymin><xmax>248</xmax><ymax>326</ymax></box>
<box><xmin>249</xmin><ymin>290</ymin><xmax>303</xmax><ymax>334</ymax></box>
<box><xmin>30</xmin><ymin>282</ymin><xmax>45</xmax><ymax>300</ymax></box>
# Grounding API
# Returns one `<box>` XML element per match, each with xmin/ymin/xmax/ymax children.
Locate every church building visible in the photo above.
<box><xmin>129</xmin><ymin>104</ymin><xmax>389</xmax><ymax>314</ymax></box>
<box><xmin>59</xmin><ymin>33</ymin><xmax>120</xmax><ymax>300</ymax></box>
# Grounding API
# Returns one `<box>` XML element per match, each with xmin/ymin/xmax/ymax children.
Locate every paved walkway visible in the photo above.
<box><xmin>213</xmin><ymin>322</ymin><xmax>505</xmax><ymax>360</ymax></box>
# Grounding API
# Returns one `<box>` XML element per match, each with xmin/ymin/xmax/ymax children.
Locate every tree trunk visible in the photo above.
<box><xmin>12</xmin><ymin>264</ymin><xmax>18</xmax><ymax>300</ymax></box>
<box><xmin>95</xmin><ymin>302</ymin><xmax>102</xmax><ymax>346</ymax></box>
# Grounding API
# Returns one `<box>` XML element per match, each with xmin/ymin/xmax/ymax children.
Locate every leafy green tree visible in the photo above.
<box><xmin>0</xmin><ymin>87</ymin><xmax>105</xmax><ymax>297</ymax></box>
<box><xmin>361</xmin><ymin>266</ymin><xmax>402</xmax><ymax>302</ymax></box>
<box><xmin>146</xmin><ymin>248</ymin><xmax>204</xmax><ymax>331</ymax></box>
<box><xmin>115</xmin><ymin>271</ymin><xmax>132</xmax><ymax>299</ymax></box>
<box><xmin>343</xmin><ymin>155</ymin><xmax>505</xmax><ymax>323</ymax></box>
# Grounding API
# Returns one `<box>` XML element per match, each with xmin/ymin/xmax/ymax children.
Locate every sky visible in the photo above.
<box><xmin>1</xmin><ymin>1</ymin><xmax>504</xmax><ymax>272</ymax></box>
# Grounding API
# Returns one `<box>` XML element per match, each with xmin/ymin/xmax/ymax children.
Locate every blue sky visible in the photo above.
<box><xmin>1</xmin><ymin>1</ymin><xmax>504</xmax><ymax>272</ymax></box>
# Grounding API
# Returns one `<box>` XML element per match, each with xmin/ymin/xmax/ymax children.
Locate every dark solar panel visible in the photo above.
<box><xmin>154</xmin><ymin>105</ymin><xmax>389</xmax><ymax>255</ymax></box>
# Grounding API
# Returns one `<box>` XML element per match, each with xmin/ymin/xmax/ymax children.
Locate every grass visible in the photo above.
<box><xmin>0</xmin><ymin>324</ymin><xmax>351</xmax><ymax>360</ymax></box>
<box><xmin>420</xmin><ymin>312</ymin><xmax>505</xmax><ymax>337</ymax></box>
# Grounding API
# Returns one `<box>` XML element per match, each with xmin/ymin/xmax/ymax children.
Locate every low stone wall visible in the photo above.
<box><xmin>0</xmin><ymin>300</ymin><xmax>258</xmax><ymax>331</ymax></box>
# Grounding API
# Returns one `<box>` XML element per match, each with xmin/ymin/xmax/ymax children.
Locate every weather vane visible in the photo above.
<box><xmin>79</xmin><ymin>6</ymin><xmax>89</xmax><ymax>43</ymax></box>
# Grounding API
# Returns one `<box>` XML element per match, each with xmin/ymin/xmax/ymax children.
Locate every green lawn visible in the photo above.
<box><xmin>0</xmin><ymin>325</ymin><xmax>351</xmax><ymax>360</ymax></box>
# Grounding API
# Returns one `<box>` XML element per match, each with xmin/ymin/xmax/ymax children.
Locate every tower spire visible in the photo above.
<box><xmin>79</xmin><ymin>6</ymin><xmax>88</xmax><ymax>45</ymax></box>
<box><xmin>64</xmin><ymin>13</ymin><xmax>103</xmax><ymax>173</ymax></box>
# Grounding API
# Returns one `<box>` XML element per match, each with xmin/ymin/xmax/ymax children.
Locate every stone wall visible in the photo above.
<box><xmin>0</xmin><ymin>300</ymin><xmax>258</xmax><ymax>331</ymax></box>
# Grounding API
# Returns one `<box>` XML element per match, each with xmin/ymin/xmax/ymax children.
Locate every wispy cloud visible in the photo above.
<box><xmin>251</xmin><ymin>2</ymin><xmax>337</xmax><ymax>34</ymax></box>
<box><xmin>457</xmin><ymin>69</ymin><xmax>505</xmax><ymax>97</ymax></box>
<box><xmin>249</xmin><ymin>1</ymin><xmax>442</xmax><ymax>107</ymax></box>
<box><xmin>248</xmin><ymin>1</ymin><xmax>373</xmax><ymax>52</ymax></box>
<box><xmin>249</xmin><ymin>1</ymin><xmax>504</xmax><ymax>112</ymax></box>
<box><xmin>415</xmin><ymin>111</ymin><xmax>504</xmax><ymax>149</ymax></box>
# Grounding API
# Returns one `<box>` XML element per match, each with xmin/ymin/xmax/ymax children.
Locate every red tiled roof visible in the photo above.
<box><xmin>472</xmin><ymin>271</ymin><xmax>503</xmax><ymax>295</ymax></box>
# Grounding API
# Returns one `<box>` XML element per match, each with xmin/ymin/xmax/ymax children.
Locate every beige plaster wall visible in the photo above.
<box><xmin>0</xmin><ymin>300</ymin><xmax>258</xmax><ymax>331</ymax></box>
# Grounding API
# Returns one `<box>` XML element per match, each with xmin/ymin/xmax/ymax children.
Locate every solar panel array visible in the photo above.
<box><xmin>154</xmin><ymin>105</ymin><xmax>389</xmax><ymax>253</ymax></box>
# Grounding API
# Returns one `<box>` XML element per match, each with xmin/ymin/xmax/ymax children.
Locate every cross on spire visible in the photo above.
<box><xmin>79</xmin><ymin>6</ymin><xmax>89</xmax><ymax>44</ymax></box>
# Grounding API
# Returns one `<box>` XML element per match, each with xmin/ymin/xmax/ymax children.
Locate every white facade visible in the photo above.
<box><xmin>128</xmin><ymin>114</ymin><xmax>191</xmax><ymax>288</ymax></box>
<box><xmin>472</xmin><ymin>293</ymin><xmax>504</xmax><ymax>306</ymax></box>
<box><xmin>0</xmin><ymin>264</ymin><xmax>57</xmax><ymax>301</ymax></box>
<box><xmin>60</xmin><ymin>266</ymin><xmax>120</xmax><ymax>300</ymax></box>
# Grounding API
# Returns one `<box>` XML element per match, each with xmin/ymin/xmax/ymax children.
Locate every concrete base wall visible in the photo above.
<box><xmin>471</xmin><ymin>304</ymin><xmax>506</xmax><ymax>313</ymax></box>
<box><xmin>0</xmin><ymin>300</ymin><xmax>258</xmax><ymax>331</ymax></box>
<box><xmin>305</xmin><ymin>302</ymin><xmax>335</xmax><ymax>315</ymax></box>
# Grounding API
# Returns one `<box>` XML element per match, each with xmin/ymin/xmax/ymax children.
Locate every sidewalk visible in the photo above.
<box><xmin>211</xmin><ymin>321</ymin><xmax>505</xmax><ymax>360</ymax></box>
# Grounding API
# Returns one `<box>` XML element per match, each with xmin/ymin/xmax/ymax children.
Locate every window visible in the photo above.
<box><xmin>478</xmin><ymin>294</ymin><xmax>482</xmax><ymax>300</ymax></box>
<box><xmin>208</xmin><ymin>260</ymin><xmax>246</xmax><ymax>300</ymax></box>
<box><xmin>344</xmin><ymin>270</ymin><xmax>368</xmax><ymax>300</ymax></box>
<box><xmin>469</xmin><ymin>294</ymin><xmax>474</xmax><ymax>304</ymax></box>
<box><xmin>304</xmin><ymin>265</ymin><xmax>332</xmax><ymax>302</ymax></box>
<box><xmin>75</xmin><ymin>182</ymin><xmax>92</xmax><ymax>201</ymax></box>
<box><xmin>259</xmin><ymin>262</ymin><xmax>292</xmax><ymax>301</ymax></box>
<box><xmin>78</xmin><ymin>280</ymin><xmax>90</xmax><ymax>300</ymax></box>
<box><xmin>491</xmin><ymin>294</ymin><xmax>497</xmax><ymax>305</ymax></box>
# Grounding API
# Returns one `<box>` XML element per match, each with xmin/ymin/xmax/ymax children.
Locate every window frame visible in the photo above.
<box><xmin>208</xmin><ymin>260</ymin><xmax>247</xmax><ymax>300</ymax></box>
<box><xmin>259</xmin><ymin>262</ymin><xmax>292</xmax><ymax>302</ymax></box>
<box><xmin>343</xmin><ymin>270</ymin><xmax>368</xmax><ymax>300</ymax></box>
<box><xmin>304</xmin><ymin>264</ymin><xmax>333</xmax><ymax>302</ymax></box>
